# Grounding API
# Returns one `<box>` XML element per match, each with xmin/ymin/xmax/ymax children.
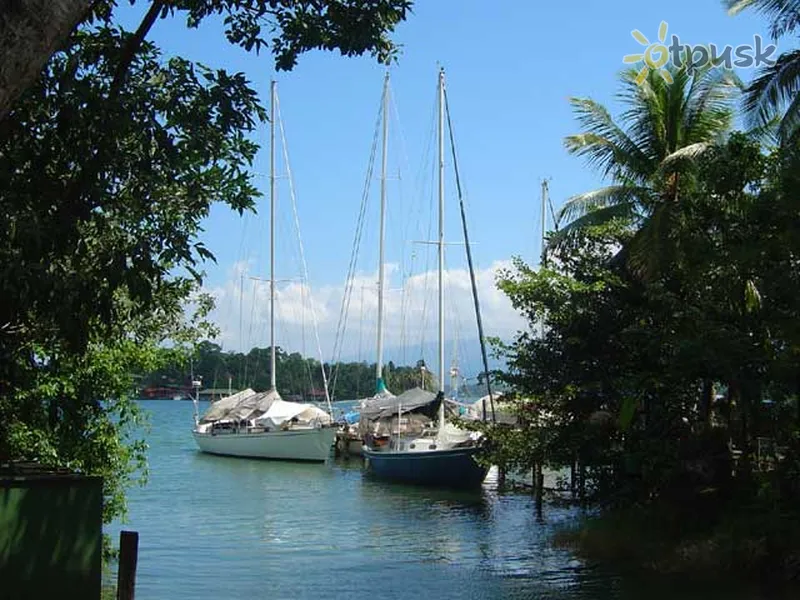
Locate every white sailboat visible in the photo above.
<box><xmin>191</xmin><ymin>81</ymin><xmax>336</xmax><ymax>462</ymax></box>
<box><xmin>360</xmin><ymin>69</ymin><xmax>488</xmax><ymax>488</ymax></box>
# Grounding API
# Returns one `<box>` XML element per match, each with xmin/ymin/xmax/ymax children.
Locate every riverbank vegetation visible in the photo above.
<box><xmin>0</xmin><ymin>0</ymin><xmax>411</xmax><ymax>556</ymax></box>
<box><xmin>474</xmin><ymin>2</ymin><xmax>800</xmax><ymax>581</ymax></box>
<box><xmin>142</xmin><ymin>340</ymin><xmax>436</xmax><ymax>401</ymax></box>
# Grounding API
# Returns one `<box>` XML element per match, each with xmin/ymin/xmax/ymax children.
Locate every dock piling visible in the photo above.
<box><xmin>117</xmin><ymin>530</ymin><xmax>139</xmax><ymax>600</ymax></box>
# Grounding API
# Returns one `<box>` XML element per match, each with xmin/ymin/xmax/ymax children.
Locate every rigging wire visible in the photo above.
<box><xmin>243</xmin><ymin>278</ymin><xmax>258</xmax><ymax>387</ymax></box>
<box><xmin>443</xmin><ymin>84</ymin><xmax>496</xmax><ymax>423</ymax></box>
<box><xmin>329</xmin><ymin>86</ymin><xmax>384</xmax><ymax>399</ymax></box>
<box><xmin>398</xmin><ymin>84</ymin><xmax>437</xmax><ymax>370</ymax></box>
<box><xmin>388</xmin><ymin>78</ymin><xmax>416</xmax><ymax>367</ymax></box>
<box><xmin>417</xmin><ymin>85</ymin><xmax>438</xmax><ymax>366</ymax></box>
<box><xmin>275</xmin><ymin>92</ymin><xmax>333</xmax><ymax>414</ymax></box>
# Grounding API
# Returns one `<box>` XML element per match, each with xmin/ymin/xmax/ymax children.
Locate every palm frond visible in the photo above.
<box><xmin>558</xmin><ymin>185</ymin><xmax>651</xmax><ymax>223</ymax></box>
<box><xmin>683</xmin><ymin>66</ymin><xmax>740</xmax><ymax>144</ymax></box>
<box><xmin>744</xmin><ymin>49</ymin><xmax>800</xmax><ymax>141</ymax></box>
<box><xmin>658</xmin><ymin>142</ymin><xmax>713</xmax><ymax>173</ymax></box>
<box><xmin>564</xmin><ymin>97</ymin><xmax>654</xmax><ymax>181</ymax></box>
<box><xmin>725</xmin><ymin>0</ymin><xmax>800</xmax><ymax>38</ymax></box>
<box><xmin>619</xmin><ymin>67</ymin><xmax>671</xmax><ymax>161</ymax></box>
<box><xmin>549</xmin><ymin>202</ymin><xmax>639</xmax><ymax>249</ymax></box>
<box><xmin>745</xmin><ymin>113</ymin><xmax>781</xmax><ymax>146</ymax></box>
<box><xmin>777</xmin><ymin>86</ymin><xmax>800</xmax><ymax>140</ymax></box>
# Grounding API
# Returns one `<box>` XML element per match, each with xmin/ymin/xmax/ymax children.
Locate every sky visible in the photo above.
<box><xmin>116</xmin><ymin>1</ymin><xmax>778</xmax><ymax>377</ymax></box>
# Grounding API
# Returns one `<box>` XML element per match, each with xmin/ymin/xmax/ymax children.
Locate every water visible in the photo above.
<box><xmin>108</xmin><ymin>401</ymin><xmax>790</xmax><ymax>599</ymax></box>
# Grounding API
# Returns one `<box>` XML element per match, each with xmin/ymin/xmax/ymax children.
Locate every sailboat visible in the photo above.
<box><xmin>360</xmin><ymin>69</ymin><xmax>490</xmax><ymax>489</ymax></box>
<box><xmin>191</xmin><ymin>81</ymin><xmax>337</xmax><ymax>462</ymax></box>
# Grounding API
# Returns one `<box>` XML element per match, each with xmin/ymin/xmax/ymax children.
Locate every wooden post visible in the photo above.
<box><xmin>535</xmin><ymin>462</ymin><xmax>544</xmax><ymax>514</ymax></box>
<box><xmin>570</xmin><ymin>458</ymin><xmax>577</xmax><ymax>500</ymax></box>
<box><xmin>117</xmin><ymin>530</ymin><xmax>139</xmax><ymax>600</ymax></box>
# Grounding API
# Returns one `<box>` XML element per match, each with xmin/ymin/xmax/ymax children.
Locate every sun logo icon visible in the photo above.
<box><xmin>624</xmin><ymin>21</ymin><xmax>674</xmax><ymax>85</ymax></box>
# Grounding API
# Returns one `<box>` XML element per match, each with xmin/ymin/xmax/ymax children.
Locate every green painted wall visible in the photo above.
<box><xmin>0</xmin><ymin>472</ymin><xmax>102</xmax><ymax>600</ymax></box>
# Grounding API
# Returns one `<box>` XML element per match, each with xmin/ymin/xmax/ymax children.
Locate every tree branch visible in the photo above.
<box><xmin>109</xmin><ymin>0</ymin><xmax>163</xmax><ymax>100</ymax></box>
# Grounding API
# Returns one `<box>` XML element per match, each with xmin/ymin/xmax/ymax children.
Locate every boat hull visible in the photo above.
<box><xmin>362</xmin><ymin>445</ymin><xmax>488</xmax><ymax>489</ymax></box>
<box><xmin>192</xmin><ymin>426</ymin><xmax>336</xmax><ymax>462</ymax></box>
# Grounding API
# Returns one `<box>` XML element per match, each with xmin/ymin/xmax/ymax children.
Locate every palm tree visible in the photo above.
<box><xmin>726</xmin><ymin>0</ymin><xmax>800</xmax><ymax>142</ymax></box>
<box><xmin>556</xmin><ymin>63</ymin><xmax>740</xmax><ymax>274</ymax></box>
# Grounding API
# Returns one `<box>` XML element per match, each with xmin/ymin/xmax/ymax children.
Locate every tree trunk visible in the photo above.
<box><xmin>699</xmin><ymin>379</ymin><xmax>714</xmax><ymax>431</ymax></box>
<box><xmin>0</xmin><ymin>0</ymin><xmax>91</xmax><ymax>121</ymax></box>
<box><xmin>795</xmin><ymin>368</ymin><xmax>800</xmax><ymax>429</ymax></box>
<box><xmin>730</xmin><ymin>377</ymin><xmax>756</xmax><ymax>480</ymax></box>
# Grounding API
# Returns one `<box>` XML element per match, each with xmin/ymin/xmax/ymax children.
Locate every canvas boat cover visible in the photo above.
<box><xmin>360</xmin><ymin>412</ymin><xmax>433</xmax><ymax>438</ymax></box>
<box><xmin>199</xmin><ymin>389</ymin><xmax>280</xmax><ymax>423</ymax></box>
<box><xmin>359</xmin><ymin>387</ymin><xmax>440</xmax><ymax>422</ymax></box>
<box><xmin>356</xmin><ymin>386</ymin><xmax>395</xmax><ymax>409</ymax></box>
<box><xmin>200</xmin><ymin>389</ymin><xmax>332</xmax><ymax>426</ymax></box>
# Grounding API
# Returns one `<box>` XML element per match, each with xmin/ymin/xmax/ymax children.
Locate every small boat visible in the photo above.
<box><xmin>190</xmin><ymin>81</ymin><xmax>336</xmax><ymax>462</ymax></box>
<box><xmin>334</xmin><ymin>409</ymin><xmax>363</xmax><ymax>457</ymax></box>
<box><xmin>335</xmin><ymin>426</ymin><xmax>363</xmax><ymax>458</ymax></box>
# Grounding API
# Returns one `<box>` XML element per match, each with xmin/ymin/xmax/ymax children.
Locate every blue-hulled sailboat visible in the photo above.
<box><xmin>360</xmin><ymin>68</ymin><xmax>491</xmax><ymax>490</ymax></box>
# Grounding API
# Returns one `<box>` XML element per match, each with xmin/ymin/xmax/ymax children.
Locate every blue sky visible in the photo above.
<box><xmin>117</xmin><ymin>2</ymin><xmax>778</xmax><ymax>371</ymax></box>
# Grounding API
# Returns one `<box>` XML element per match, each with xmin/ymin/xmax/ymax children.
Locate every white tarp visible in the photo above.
<box><xmin>468</xmin><ymin>393</ymin><xmax>517</xmax><ymax>425</ymax></box>
<box><xmin>436</xmin><ymin>421</ymin><xmax>481</xmax><ymax>446</ymax></box>
<box><xmin>468</xmin><ymin>395</ymin><xmax>557</xmax><ymax>426</ymax></box>
<box><xmin>254</xmin><ymin>399</ymin><xmax>332</xmax><ymax>428</ymax></box>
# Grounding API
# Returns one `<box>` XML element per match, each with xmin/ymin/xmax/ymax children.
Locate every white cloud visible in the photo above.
<box><xmin>203</xmin><ymin>259</ymin><xmax>526</xmax><ymax>375</ymax></box>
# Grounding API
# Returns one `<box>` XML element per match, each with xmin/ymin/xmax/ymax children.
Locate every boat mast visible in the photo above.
<box><xmin>540</xmin><ymin>179</ymin><xmax>549</xmax><ymax>267</ymax></box>
<box><xmin>269</xmin><ymin>80</ymin><xmax>277</xmax><ymax>391</ymax></box>
<box><xmin>437</xmin><ymin>67</ymin><xmax>446</xmax><ymax>431</ymax></box>
<box><xmin>376</xmin><ymin>72</ymin><xmax>389</xmax><ymax>395</ymax></box>
<box><xmin>539</xmin><ymin>179</ymin><xmax>549</xmax><ymax>341</ymax></box>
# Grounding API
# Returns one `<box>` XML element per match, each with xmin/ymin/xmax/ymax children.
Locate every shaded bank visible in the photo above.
<box><xmin>553</xmin><ymin>503</ymin><xmax>800</xmax><ymax>588</ymax></box>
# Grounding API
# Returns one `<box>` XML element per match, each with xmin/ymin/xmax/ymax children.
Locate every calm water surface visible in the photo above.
<box><xmin>107</xmin><ymin>401</ymin><xmax>789</xmax><ymax>599</ymax></box>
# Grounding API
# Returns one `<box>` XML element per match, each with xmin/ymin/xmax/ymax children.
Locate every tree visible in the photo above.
<box><xmin>726</xmin><ymin>0</ymin><xmax>800</xmax><ymax>142</ymax></box>
<box><xmin>0</xmin><ymin>0</ymin><xmax>92</xmax><ymax>120</ymax></box>
<box><xmin>487</xmin><ymin>131</ymin><xmax>800</xmax><ymax>522</ymax></box>
<box><xmin>0</xmin><ymin>0</ymin><xmax>413</xmax><ymax>554</ymax></box>
<box><xmin>0</xmin><ymin>0</ymin><xmax>413</xmax><ymax>121</ymax></box>
<box><xmin>556</xmin><ymin>63</ymin><xmax>740</xmax><ymax>275</ymax></box>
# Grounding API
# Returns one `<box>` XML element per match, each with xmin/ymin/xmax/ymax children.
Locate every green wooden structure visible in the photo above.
<box><xmin>0</xmin><ymin>463</ymin><xmax>102</xmax><ymax>599</ymax></box>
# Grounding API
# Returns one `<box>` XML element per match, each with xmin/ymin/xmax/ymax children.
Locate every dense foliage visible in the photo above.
<box><xmin>474</xmin><ymin>18</ymin><xmax>800</xmax><ymax>575</ymax></box>
<box><xmin>143</xmin><ymin>340</ymin><xmax>437</xmax><ymax>401</ymax></box>
<box><xmin>0</xmin><ymin>0</ymin><xmax>411</xmax><ymax>551</ymax></box>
